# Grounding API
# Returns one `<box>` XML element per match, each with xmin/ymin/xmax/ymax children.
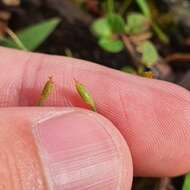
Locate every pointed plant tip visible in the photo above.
<box><xmin>74</xmin><ymin>78</ymin><xmax>78</xmax><ymax>83</ymax></box>
<box><xmin>36</xmin><ymin>76</ymin><xmax>54</xmax><ymax>106</ymax></box>
<box><xmin>74</xmin><ymin>79</ymin><xmax>97</xmax><ymax>112</ymax></box>
<box><xmin>74</xmin><ymin>78</ymin><xmax>81</xmax><ymax>85</ymax></box>
<box><xmin>48</xmin><ymin>75</ymin><xmax>54</xmax><ymax>82</ymax></box>
<box><xmin>51</xmin><ymin>17</ymin><xmax>61</xmax><ymax>23</ymax></box>
<box><xmin>2</xmin><ymin>17</ymin><xmax>62</xmax><ymax>51</ymax></box>
<box><xmin>92</xmin><ymin>107</ymin><xmax>97</xmax><ymax>112</ymax></box>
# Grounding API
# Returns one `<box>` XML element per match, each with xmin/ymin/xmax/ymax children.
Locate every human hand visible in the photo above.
<box><xmin>0</xmin><ymin>47</ymin><xmax>190</xmax><ymax>189</ymax></box>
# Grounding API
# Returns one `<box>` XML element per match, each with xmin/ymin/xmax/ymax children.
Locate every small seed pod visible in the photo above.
<box><xmin>36</xmin><ymin>76</ymin><xmax>54</xmax><ymax>106</ymax></box>
<box><xmin>75</xmin><ymin>80</ymin><xmax>96</xmax><ymax>112</ymax></box>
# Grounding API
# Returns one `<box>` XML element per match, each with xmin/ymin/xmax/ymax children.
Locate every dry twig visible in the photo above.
<box><xmin>165</xmin><ymin>53</ymin><xmax>190</xmax><ymax>63</ymax></box>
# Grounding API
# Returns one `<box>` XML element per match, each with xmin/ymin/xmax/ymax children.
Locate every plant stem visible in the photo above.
<box><xmin>165</xmin><ymin>53</ymin><xmax>190</xmax><ymax>63</ymax></box>
<box><xmin>136</xmin><ymin>0</ymin><xmax>151</xmax><ymax>18</ymax></box>
<box><xmin>107</xmin><ymin>0</ymin><xmax>114</xmax><ymax>15</ymax></box>
<box><xmin>152</xmin><ymin>23</ymin><xmax>169</xmax><ymax>44</ymax></box>
<box><xmin>135</xmin><ymin>0</ymin><xmax>169</xmax><ymax>44</ymax></box>
<box><xmin>121</xmin><ymin>34</ymin><xmax>139</xmax><ymax>69</ymax></box>
<box><xmin>5</xmin><ymin>27</ymin><xmax>27</xmax><ymax>51</ymax></box>
<box><xmin>119</xmin><ymin>0</ymin><xmax>133</xmax><ymax>16</ymax></box>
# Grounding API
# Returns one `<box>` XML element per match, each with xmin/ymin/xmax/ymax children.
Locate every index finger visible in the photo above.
<box><xmin>0</xmin><ymin>47</ymin><xmax>190</xmax><ymax>177</ymax></box>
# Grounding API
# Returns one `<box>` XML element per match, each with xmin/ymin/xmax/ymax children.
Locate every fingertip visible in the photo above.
<box><xmin>34</xmin><ymin>108</ymin><xmax>133</xmax><ymax>189</ymax></box>
<box><xmin>0</xmin><ymin>107</ymin><xmax>133</xmax><ymax>190</ymax></box>
<box><xmin>118</xmin><ymin>78</ymin><xmax>190</xmax><ymax>176</ymax></box>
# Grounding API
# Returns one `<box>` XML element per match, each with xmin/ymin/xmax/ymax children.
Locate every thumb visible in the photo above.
<box><xmin>0</xmin><ymin>107</ymin><xmax>133</xmax><ymax>190</ymax></box>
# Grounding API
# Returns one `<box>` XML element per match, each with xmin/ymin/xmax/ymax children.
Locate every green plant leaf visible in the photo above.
<box><xmin>137</xmin><ymin>40</ymin><xmax>158</xmax><ymax>67</ymax></box>
<box><xmin>125</xmin><ymin>13</ymin><xmax>150</xmax><ymax>34</ymax></box>
<box><xmin>183</xmin><ymin>173</ymin><xmax>190</xmax><ymax>190</ymax></box>
<box><xmin>2</xmin><ymin>18</ymin><xmax>61</xmax><ymax>51</ymax></box>
<box><xmin>136</xmin><ymin>0</ymin><xmax>151</xmax><ymax>19</ymax></box>
<box><xmin>91</xmin><ymin>18</ymin><xmax>112</xmax><ymax>38</ymax></box>
<box><xmin>107</xmin><ymin>13</ymin><xmax>125</xmax><ymax>34</ymax></box>
<box><xmin>92</xmin><ymin>14</ymin><xmax>125</xmax><ymax>37</ymax></box>
<box><xmin>99</xmin><ymin>37</ymin><xmax>124</xmax><ymax>53</ymax></box>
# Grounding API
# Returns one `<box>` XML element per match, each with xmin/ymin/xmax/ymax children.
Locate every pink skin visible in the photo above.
<box><xmin>0</xmin><ymin>47</ymin><xmax>190</xmax><ymax>177</ymax></box>
<box><xmin>0</xmin><ymin>107</ymin><xmax>132</xmax><ymax>190</ymax></box>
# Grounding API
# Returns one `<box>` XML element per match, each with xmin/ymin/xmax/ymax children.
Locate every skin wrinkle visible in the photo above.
<box><xmin>118</xmin><ymin>89</ymin><xmax>130</xmax><ymax>131</ymax></box>
<box><xmin>91</xmin><ymin>111</ymin><xmax>132</xmax><ymax>189</ymax></box>
<box><xmin>154</xmin><ymin>87</ymin><xmax>190</xmax><ymax>140</ymax></box>
<box><xmin>20</xmin><ymin>54</ymin><xmax>53</xmax><ymax>106</ymax></box>
<box><xmin>29</xmin><ymin>55</ymin><xmax>46</xmax><ymax>106</ymax></box>
<box><xmin>88</xmin><ymin>113</ymin><xmax>123</xmax><ymax>190</ymax></box>
<box><xmin>13</xmin><ymin>147</ymin><xmax>26</xmax><ymax>190</ymax></box>
<box><xmin>0</xmin><ymin>82</ymin><xmax>16</xmax><ymax>106</ymax></box>
<box><xmin>2</xmin><ymin>149</ymin><xmax>15</xmax><ymax>189</ymax></box>
<box><xmin>62</xmin><ymin>58</ymin><xmax>75</xmax><ymax>107</ymax></box>
<box><xmin>18</xmin><ymin>53</ymin><xmax>33</xmax><ymax>105</ymax></box>
<box><xmin>0</xmin><ymin>49</ymin><xmax>29</xmax><ymax>106</ymax></box>
<box><xmin>124</xmin><ymin>90</ymin><xmax>164</xmax><ymax>169</ymax></box>
<box><xmin>117</xmin><ymin>88</ymin><xmax>142</xmax><ymax>165</ymax></box>
<box><xmin>0</xmin><ymin>119</ymin><xmax>46</xmax><ymax>190</ymax></box>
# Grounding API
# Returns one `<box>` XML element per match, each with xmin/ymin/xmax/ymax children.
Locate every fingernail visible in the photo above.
<box><xmin>33</xmin><ymin>110</ymin><xmax>131</xmax><ymax>189</ymax></box>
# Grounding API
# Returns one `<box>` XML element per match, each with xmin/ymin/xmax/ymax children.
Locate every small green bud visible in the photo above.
<box><xmin>75</xmin><ymin>80</ymin><xmax>96</xmax><ymax>112</ymax></box>
<box><xmin>36</xmin><ymin>76</ymin><xmax>54</xmax><ymax>106</ymax></box>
